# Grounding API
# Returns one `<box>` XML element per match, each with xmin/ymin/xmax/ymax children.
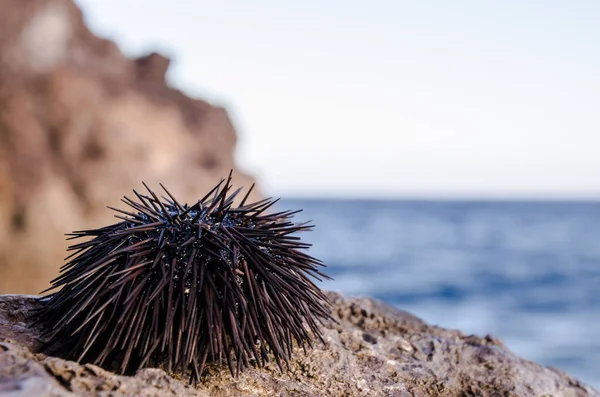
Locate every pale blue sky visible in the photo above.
<box><xmin>75</xmin><ymin>1</ymin><xmax>600</xmax><ymax>198</ymax></box>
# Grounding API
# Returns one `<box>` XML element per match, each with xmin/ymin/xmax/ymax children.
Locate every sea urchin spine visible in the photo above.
<box><xmin>35</xmin><ymin>172</ymin><xmax>332</xmax><ymax>382</ymax></box>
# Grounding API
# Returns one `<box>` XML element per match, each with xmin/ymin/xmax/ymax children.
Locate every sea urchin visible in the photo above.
<box><xmin>35</xmin><ymin>172</ymin><xmax>332</xmax><ymax>382</ymax></box>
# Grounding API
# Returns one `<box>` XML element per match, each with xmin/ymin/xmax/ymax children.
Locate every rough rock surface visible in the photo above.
<box><xmin>0</xmin><ymin>0</ymin><xmax>259</xmax><ymax>294</ymax></box>
<box><xmin>0</xmin><ymin>294</ymin><xmax>597</xmax><ymax>397</ymax></box>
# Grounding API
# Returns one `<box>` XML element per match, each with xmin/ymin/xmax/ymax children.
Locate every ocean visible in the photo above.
<box><xmin>278</xmin><ymin>198</ymin><xmax>600</xmax><ymax>389</ymax></box>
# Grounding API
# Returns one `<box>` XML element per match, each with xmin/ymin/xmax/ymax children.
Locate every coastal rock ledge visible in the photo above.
<box><xmin>0</xmin><ymin>293</ymin><xmax>597</xmax><ymax>397</ymax></box>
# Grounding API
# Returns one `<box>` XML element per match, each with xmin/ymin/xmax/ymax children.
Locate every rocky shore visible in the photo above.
<box><xmin>0</xmin><ymin>293</ymin><xmax>597</xmax><ymax>397</ymax></box>
<box><xmin>0</xmin><ymin>1</ymin><xmax>597</xmax><ymax>395</ymax></box>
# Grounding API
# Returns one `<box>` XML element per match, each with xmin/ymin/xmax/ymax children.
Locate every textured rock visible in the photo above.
<box><xmin>0</xmin><ymin>0</ymin><xmax>259</xmax><ymax>294</ymax></box>
<box><xmin>0</xmin><ymin>294</ymin><xmax>597</xmax><ymax>397</ymax></box>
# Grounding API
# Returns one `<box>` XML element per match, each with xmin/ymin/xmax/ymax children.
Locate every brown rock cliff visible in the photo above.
<box><xmin>0</xmin><ymin>0</ymin><xmax>259</xmax><ymax>294</ymax></box>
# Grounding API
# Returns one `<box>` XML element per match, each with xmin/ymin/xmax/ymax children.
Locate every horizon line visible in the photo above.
<box><xmin>268</xmin><ymin>191</ymin><xmax>600</xmax><ymax>202</ymax></box>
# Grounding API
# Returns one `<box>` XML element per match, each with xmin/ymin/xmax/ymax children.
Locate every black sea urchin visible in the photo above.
<box><xmin>35</xmin><ymin>172</ymin><xmax>332</xmax><ymax>382</ymax></box>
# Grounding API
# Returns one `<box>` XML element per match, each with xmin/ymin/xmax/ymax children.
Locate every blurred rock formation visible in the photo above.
<box><xmin>0</xmin><ymin>0</ymin><xmax>259</xmax><ymax>294</ymax></box>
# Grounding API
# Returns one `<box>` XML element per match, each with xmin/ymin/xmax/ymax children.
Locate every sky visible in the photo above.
<box><xmin>74</xmin><ymin>0</ymin><xmax>600</xmax><ymax>199</ymax></box>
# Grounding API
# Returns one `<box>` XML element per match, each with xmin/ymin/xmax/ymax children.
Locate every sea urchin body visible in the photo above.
<box><xmin>35</xmin><ymin>172</ymin><xmax>332</xmax><ymax>382</ymax></box>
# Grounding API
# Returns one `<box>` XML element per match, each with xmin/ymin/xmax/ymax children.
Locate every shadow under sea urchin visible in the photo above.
<box><xmin>33</xmin><ymin>171</ymin><xmax>333</xmax><ymax>383</ymax></box>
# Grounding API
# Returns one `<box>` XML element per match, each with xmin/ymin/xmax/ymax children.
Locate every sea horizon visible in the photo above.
<box><xmin>275</xmin><ymin>197</ymin><xmax>600</xmax><ymax>389</ymax></box>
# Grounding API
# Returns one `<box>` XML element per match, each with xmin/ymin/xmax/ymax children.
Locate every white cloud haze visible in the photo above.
<box><xmin>75</xmin><ymin>0</ymin><xmax>600</xmax><ymax>199</ymax></box>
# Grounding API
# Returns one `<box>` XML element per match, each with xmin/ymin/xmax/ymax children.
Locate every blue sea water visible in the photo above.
<box><xmin>278</xmin><ymin>198</ymin><xmax>600</xmax><ymax>389</ymax></box>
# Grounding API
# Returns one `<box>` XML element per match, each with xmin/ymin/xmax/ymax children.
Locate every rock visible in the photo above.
<box><xmin>0</xmin><ymin>293</ymin><xmax>597</xmax><ymax>397</ymax></box>
<box><xmin>0</xmin><ymin>0</ymin><xmax>260</xmax><ymax>294</ymax></box>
